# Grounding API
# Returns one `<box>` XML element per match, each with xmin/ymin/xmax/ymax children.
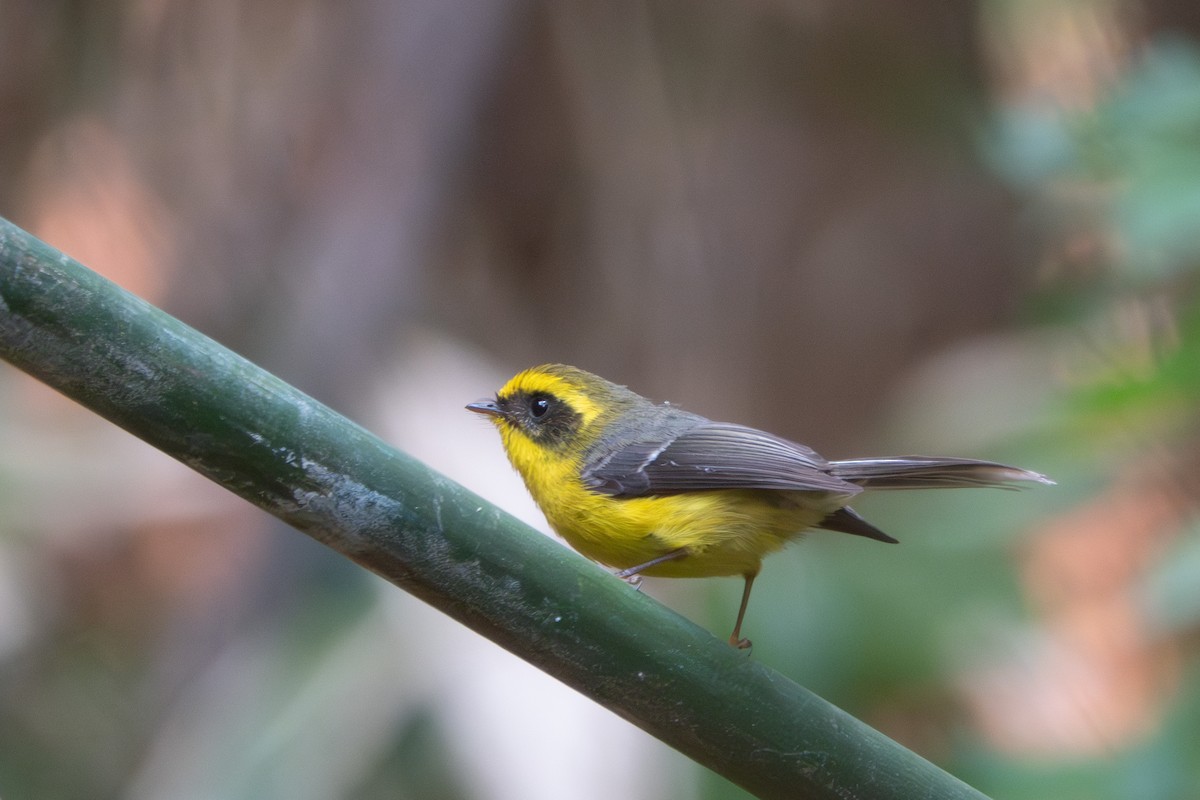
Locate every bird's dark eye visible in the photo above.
<box><xmin>529</xmin><ymin>395</ymin><xmax>551</xmax><ymax>418</ymax></box>
<box><xmin>513</xmin><ymin>390</ymin><xmax>578</xmax><ymax>446</ymax></box>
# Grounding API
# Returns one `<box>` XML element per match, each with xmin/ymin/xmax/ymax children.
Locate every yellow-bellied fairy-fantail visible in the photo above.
<box><xmin>468</xmin><ymin>364</ymin><xmax>1051</xmax><ymax>648</ymax></box>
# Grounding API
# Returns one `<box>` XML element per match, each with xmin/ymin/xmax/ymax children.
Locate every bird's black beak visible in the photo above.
<box><xmin>466</xmin><ymin>399</ymin><xmax>504</xmax><ymax>418</ymax></box>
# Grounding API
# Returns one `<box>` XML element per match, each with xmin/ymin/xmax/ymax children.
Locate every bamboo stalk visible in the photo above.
<box><xmin>0</xmin><ymin>217</ymin><xmax>989</xmax><ymax>800</ymax></box>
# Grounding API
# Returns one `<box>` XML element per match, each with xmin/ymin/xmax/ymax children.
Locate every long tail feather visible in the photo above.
<box><xmin>830</xmin><ymin>457</ymin><xmax>1054</xmax><ymax>490</ymax></box>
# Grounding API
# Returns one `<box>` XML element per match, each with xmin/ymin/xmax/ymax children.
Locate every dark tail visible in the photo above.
<box><xmin>817</xmin><ymin>457</ymin><xmax>1051</xmax><ymax>545</ymax></box>
<box><xmin>830</xmin><ymin>456</ymin><xmax>1054</xmax><ymax>490</ymax></box>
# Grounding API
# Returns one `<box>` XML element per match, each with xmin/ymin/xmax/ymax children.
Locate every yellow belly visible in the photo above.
<box><xmin>539</xmin><ymin>482</ymin><xmax>842</xmax><ymax>578</ymax></box>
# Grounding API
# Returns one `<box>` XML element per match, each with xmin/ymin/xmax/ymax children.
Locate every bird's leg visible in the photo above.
<box><xmin>728</xmin><ymin>573</ymin><xmax>757</xmax><ymax>650</ymax></box>
<box><xmin>615</xmin><ymin>548</ymin><xmax>688</xmax><ymax>589</ymax></box>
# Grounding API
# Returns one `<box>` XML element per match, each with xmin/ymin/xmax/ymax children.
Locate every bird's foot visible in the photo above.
<box><xmin>729</xmin><ymin>634</ymin><xmax>752</xmax><ymax>651</ymax></box>
<box><xmin>615</xmin><ymin>571</ymin><xmax>644</xmax><ymax>591</ymax></box>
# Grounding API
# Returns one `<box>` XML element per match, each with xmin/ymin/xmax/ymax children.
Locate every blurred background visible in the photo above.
<box><xmin>1</xmin><ymin>1</ymin><xmax>1199</xmax><ymax>798</ymax></box>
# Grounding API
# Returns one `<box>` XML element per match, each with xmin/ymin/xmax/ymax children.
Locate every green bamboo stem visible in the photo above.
<box><xmin>0</xmin><ymin>217</ymin><xmax>990</xmax><ymax>800</ymax></box>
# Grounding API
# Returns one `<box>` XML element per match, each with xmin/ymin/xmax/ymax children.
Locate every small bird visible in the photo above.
<box><xmin>468</xmin><ymin>364</ymin><xmax>1052</xmax><ymax>648</ymax></box>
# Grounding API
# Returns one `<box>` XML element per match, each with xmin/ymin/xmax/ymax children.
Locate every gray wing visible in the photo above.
<box><xmin>581</xmin><ymin>421</ymin><xmax>862</xmax><ymax>498</ymax></box>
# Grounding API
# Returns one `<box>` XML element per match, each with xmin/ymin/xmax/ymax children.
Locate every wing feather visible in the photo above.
<box><xmin>582</xmin><ymin>421</ymin><xmax>861</xmax><ymax>498</ymax></box>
